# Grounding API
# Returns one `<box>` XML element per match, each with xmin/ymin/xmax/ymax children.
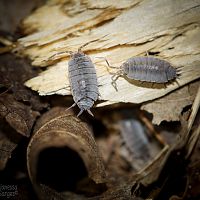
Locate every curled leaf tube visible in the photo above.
<box><xmin>27</xmin><ymin>107</ymin><xmax>106</xmax><ymax>197</ymax></box>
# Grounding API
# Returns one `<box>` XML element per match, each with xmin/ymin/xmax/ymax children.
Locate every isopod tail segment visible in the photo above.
<box><xmin>65</xmin><ymin>101</ymin><xmax>94</xmax><ymax>117</ymax></box>
<box><xmin>97</xmin><ymin>57</ymin><xmax>123</xmax><ymax>91</ymax></box>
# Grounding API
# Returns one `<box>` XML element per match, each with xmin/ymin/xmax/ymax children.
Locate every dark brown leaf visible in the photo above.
<box><xmin>0</xmin><ymin>135</ymin><xmax>17</xmax><ymax>170</ymax></box>
<box><xmin>27</xmin><ymin>107</ymin><xmax>106</xmax><ymax>198</ymax></box>
<box><xmin>39</xmin><ymin>184</ymin><xmax>87</xmax><ymax>200</ymax></box>
<box><xmin>0</xmin><ymin>94</ymin><xmax>39</xmax><ymax>137</ymax></box>
<box><xmin>0</xmin><ymin>53</ymin><xmax>48</xmax><ymax>111</ymax></box>
<box><xmin>0</xmin><ymin>120</ymin><xmax>22</xmax><ymax>170</ymax></box>
<box><xmin>130</xmin><ymin>90</ymin><xmax>200</xmax><ymax>200</ymax></box>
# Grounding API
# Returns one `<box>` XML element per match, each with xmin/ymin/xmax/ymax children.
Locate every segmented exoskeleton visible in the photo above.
<box><xmin>67</xmin><ymin>45</ymin><xmax>99</xmax><ymax>117</ymax></box>
<box><xmin>101</xmin><ymin>56</ymin><xmax>180</xmax><ymax>90</ymax></box>
<box><xmin>50</xmin><ymin>38</ymin><xmax>105</xmax><ymax>117</ymax></box>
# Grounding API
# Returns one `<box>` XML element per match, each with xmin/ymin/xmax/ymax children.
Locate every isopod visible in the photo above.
<box><xmin>102</xmin><ymin>56</ymin><xmax>180</xmax><ymax>90</ymax></box>
<box><xmin>119</xmin><ymin>118</ymin><xmax>151</xmax><ymax>162</ymax></box>
<box><xmin>67</xmin><ymin>45</ymin><xmax>99</xmax><ymax>117</ymax></box>
<box><xmin>50</xmin><ymin>35</ymin><xmax>107</xmax><ymax>117</ymax></box>
<box><xmin>50</xmin><ymin>36</ymin><xmax>108</xmax><ymax>117</ymax></box>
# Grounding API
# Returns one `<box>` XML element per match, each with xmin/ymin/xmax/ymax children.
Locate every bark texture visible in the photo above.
<box><xmin>15</xmin><ymin>0</ymin><xmax>200</xmax><ymax>106</ymax></box>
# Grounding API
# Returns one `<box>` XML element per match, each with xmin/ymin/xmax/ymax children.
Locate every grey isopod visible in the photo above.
<box><xmin>50</xmin><ymin>36</ymin><xmax>108</xmax><ymax>117</ymax></box>
<box><xmin>67</xmin><ymin>44</ymin><xmax>99</xmax><ymax>117</ymax></box>
<box><xmin>102</xmin><ymin>56</ymin><xmax>180</xmax><ymax>90</ymax></box>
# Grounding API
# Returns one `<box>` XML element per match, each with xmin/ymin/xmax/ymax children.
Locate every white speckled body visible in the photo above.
<box><xmin>68</xmin><ymin>51</ymin><xmax>99</xmax><ymax>116</ymax></box>
<box><xmin>121</xmin><ymin>56</ymin><xmax>177</xmax><ymax>83</ymax></box>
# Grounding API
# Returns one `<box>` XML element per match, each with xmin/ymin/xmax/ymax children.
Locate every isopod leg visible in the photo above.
<box><xmin>96</xmin><ymin>56</ymin><xmax>119</xmax><ymax>77</ymax></box>
<box><xmin>176</xmin><ymin>66</ymin><xmax>183</xmax><ymax>75</ymax></box>
<box><xmin>98</xmin><ymin>91</ymin><xmax>102</xmax><ymax>99</ymax></box>
<box><xmin>111</xmin><ymin>74</ymin><xmax>119</xmax><ymax>91</ymax></box>
<box><xmin>139</xmin><ymin>81</ymin><xmax>145</xmax><ymax>85</ymax></box>
<box><xmin>145</xmin><ymin>51</ymin><xmax>149</xmax><ymax>56</ymax></box>
<box><xmin>175</xmin><ymin>79</ymin><xmax>180</xmax><ymax>87</ymax></box>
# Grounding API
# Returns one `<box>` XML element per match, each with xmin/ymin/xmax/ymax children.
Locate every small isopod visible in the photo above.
<box><xmin>119</xmin><ymin>118</ymin><xmax>151</xmax><ymax>162</ymax></box>
<box><xmin>51</xmin><ymin>38</ymin><xmax>106</xmax><ymax>117</ymax></box>
<box><xmin>67</xmin><ymin>43</ymin><xmax>99</xmax><ymax>117</ymax></box>
<box><xmin>101</xmin><ymin>56</ymin><xmax>180</xmax><ymax>90</ymax></box>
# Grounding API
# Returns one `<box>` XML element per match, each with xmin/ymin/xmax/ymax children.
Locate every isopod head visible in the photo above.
<box><xmin>71</xmin><ymin>51</ymin><xmax>84</xmax><ymax>59</ymax></box>
<box><xmin>120</xmin><ymin>61</ymin><xmax>129</xmax><ymax>76</ymax></box>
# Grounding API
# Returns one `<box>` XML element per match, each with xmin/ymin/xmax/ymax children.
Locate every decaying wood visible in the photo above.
<box><xmin>27</xmin><ymin>107</ymin><xmax>106</xmax><ymax>198</ymax></box>
<box><xmin>14</xmin><ymin>0</ymin><xmax>200</xmax><ymax>107</ymax></box>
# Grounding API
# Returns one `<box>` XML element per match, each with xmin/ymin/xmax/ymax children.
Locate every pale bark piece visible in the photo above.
<box><xmin>17</xmin><ymin>0</ymin><xmax>200</xmax><ymax>106</ymax></box>
<box><xmin>19</xmin><ymin>0</ymin><xmax>136</xmax><ymax>44</ymax></box>
<box><xmin>141</xmin><ymin>81</ymin><xmax>200</xmax><ymax>125</ymax></box>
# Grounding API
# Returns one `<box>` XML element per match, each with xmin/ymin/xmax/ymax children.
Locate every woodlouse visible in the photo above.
<box><xmin>102</xmin><ymin>56</ymin><xmax>180</xmax><ymax>90</ymax></box>
<box><xmin>119</xmin><ymin>118</ymin><xmax>151</xmax><ymax>162</ymax></box>
<box><xmin>50</xmin><ymin>35</ymin><xmax>108</xmax><ymax>117</ymax></box>
<box><xmin>67</xmin><ymin>44</ymin><xmax>99</xmax><ymax>117</ymax></box>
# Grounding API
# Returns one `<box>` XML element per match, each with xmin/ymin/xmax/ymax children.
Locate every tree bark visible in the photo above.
<box><xmin>16</xmin><ymin>0</ymin><xmax>200</xmax><ymax>106</ymax></box>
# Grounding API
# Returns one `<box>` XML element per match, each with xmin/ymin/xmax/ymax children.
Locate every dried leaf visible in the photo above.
<box><xmin>39</xmin><ymin>184</ymin><xmax>66</xmax><ymax>200</ymax></box>
<box><xmin>92</xmin><ymin>184</ymin><xmax>133</xmax><ymax>200</ymax></box>
<box><xmin>0</xmin><ymin>131</ymin><xmax>17</xmax><ymax>170</ymax></box>
<box><xmin>141</xmin><ymin>81</ymin><xmax>199</xmax><ymax>125</ymax></box>
<box><xmin>0</xmin><ymin>54</ymin><xmax>48</xmax><ymax>111</ymax></box>
<box><xmin>0</xmin><ymin>120</ymin><xmax>22</xmax><ymax>170</ymax></box>
<box><xmin>130</xmin><ymin>88</ymin><xmax>200</xmax><ymax>199</ymax></box>
<box><xmin>0</xmin><ymin>94</ymin><xmax>38</xmax><ymax>137</ymax></box>
<box><xmin>27</xmin><ymin>107</ymin><xmax>106</xmax><ymax>197</ymax></box>
<box><xmin>96</xmin><ymin>110</ymin><xmax>163</xmax><ymax>174</ymax></box>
